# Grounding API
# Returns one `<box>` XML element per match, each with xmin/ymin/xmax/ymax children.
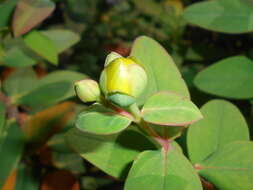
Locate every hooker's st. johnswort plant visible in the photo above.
<box><xmin>68</xmin><ymin>36</ymin><xmax>253</xmax><ymax>190</ymax></box>
<box><xmin>72</xmin><ymin>36</ymin><xmax>204</xmax><ymax>190</ymax></box>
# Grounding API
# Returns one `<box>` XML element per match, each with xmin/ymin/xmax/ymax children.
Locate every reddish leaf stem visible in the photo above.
<box><xmin>201</xmin><ymin>177</ymin><xmax>218</xmax><ymax>190</ymax></box>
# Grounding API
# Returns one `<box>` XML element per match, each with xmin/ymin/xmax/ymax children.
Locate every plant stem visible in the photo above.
<box><xmin>0</xmin><ymin>91</ymin><xmax>22</xmax><ymax>126</ymax></box>
<box><xmin>127</xmin><ymin>103</ymin><xmax>172</xmax><ymax>149</ymax></box>
<box><xmin>128</xmin><ymin>103</ymin><xmax>141</xmax><ymax>122</ymax></box>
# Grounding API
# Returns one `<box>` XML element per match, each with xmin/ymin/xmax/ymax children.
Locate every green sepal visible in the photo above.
<box><xmin>107</xmin><ymin>93</ymin><xmax>136</xmax><ymax>107</ymax></box>
<box><xmin>104</xmin><ymin>51</ymin><xmax>122</xmax><ymax>67</ymax></box>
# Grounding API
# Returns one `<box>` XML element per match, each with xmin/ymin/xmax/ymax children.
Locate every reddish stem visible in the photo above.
<box><xmin>201</xmin><ymin>177</ymin><xmax>217</xmax><ymax>190</ymax></box>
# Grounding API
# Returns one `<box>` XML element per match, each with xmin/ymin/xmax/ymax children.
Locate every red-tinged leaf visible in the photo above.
<box><xmin>12</xmin><ymin>0</ymin><xmax>55</xmax><ymax>37</ymax></box>
<box><xmin>2</xmin><ymin>170</ymin><xmax>17</xmax><ymax>190</ymax></box>
<box><xmin>23</xmin><ymin>102</ymin><xmax>76</xmax><ymax>147</ymax></box>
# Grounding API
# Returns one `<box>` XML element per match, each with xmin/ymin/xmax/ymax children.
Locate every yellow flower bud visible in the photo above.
<box><xmin>99</xmin><ymin>55</ymin><xmax>147</xmax><ymax>107</ymax></box>
<box><xmin>74</xmin><ymin>79</ymin><xmax>101</xmax><ymax>103</ymax></box>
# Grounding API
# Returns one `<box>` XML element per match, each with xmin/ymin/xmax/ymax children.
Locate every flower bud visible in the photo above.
<box><xmin>99</xmin><ymin>56</ymin><xmax>147</xmax><ymax>107</ymax></box>
<box><xmin>74</xmin><ymin>79</ymin><xmax>101</xmax><ymax>103</ymax></box>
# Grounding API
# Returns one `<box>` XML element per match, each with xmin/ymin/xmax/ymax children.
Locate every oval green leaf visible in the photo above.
<box><xmin>198</xmin><ymin>141</ymin><xmax>253</xmax><ymax>190</ymax></box>
<box><xmin>76</xmin><ymin>105</ymin><xmax>132</xmax><ymax>135</ymax></box>
<box><xmin>130</xmin><ymin>36</ymin><xmax>189</xmax><ymax>105</ymax></box>
<box><xmin>65</xmin><ymin>127</ymin><xmax>156</xmax><ymax>179</ymax></box>
<box><xmin>3</xmin><ymin>47</ymin><xmax>37</xmax><ymax>68</ymax></box>
<box><xmin>194</xmin><ymin>56</ymin><xmax>253</xmax><ymax>99</ymax></box>
<box><xmin>3</xmin><ymin>68</ymin><xmax>37</xmax><ymax>98</ymax></box>
<box><xmin>16</xmin><ymin>70</ymin><xmax>87</xmax><ymax>110</ymax></box>
<box><xmin>124</xmin><ymin>146</ymin><xmax>202</xmax><ymax>190</ymax></box>
<box><xmin>187</xmin><ymin>100</ymin><xmax>249</xmax><ymax>164</ymax></box>
<box><xmin>41</xmin><ymin>29</ymin><xmax>80</xmax><ymax>53</ymax></box>
<box><xmin>142</xmin><ymin>91</ymin><xmax>202</xmax><ymax>126</ymax></box>
<box><xmin>12</xmin><ymin>0</ymin><xmax>55</xmax><ymax>37</ymax></box>
<box><xmin>24</xmin><ymin>30</ymin><xmax>58</xmax><ymax>65</ymax></box>
<box><xmin>183</xmin><ymin>0</ymin><xmax>253</xmax><ymax>34</ymax></box>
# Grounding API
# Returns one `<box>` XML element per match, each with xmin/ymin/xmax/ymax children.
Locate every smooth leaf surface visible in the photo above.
<box><xmin>41</xmin><ymin>29</ymin><xmax>80</xmax><ymax>53</ymax></box>
<box><xmin>3</xmin><ymin>47</ymin><xmax>37</xmax><ymax>67</ymax></box>
<box><xmin>65</xmin><ymin>127</ymin><xmax>156</xmax><ymax>179</ymax></box>
<box><xmin>194</xmin><ymin>56</ymin><xmax>253</xmax><ymax>99</ymax></box>
<box><xmin>183</xmin><ymin>0</ymin><xmax>253</xmax><ymax>34</ymax></box>
<box><xmin>47</xmin><ymin>133</ymin><xmax>85</xmax><ymax>173</ymax></box>
<box><xmin>14</xmin><ymin>164</ymin><xmax>39</xmax><ymax>190</ymax></box>
<box><xmin>3</xmin><ymin>68</ymin><xmax>37</xmax><ymax>98</ymax></box>
<box><xmin>0</xmin><ymin>122</ymin><xmax>25</xmax><ymax>189</ymax></box>
<box><xmin>130</xmin><ymin>36</ymin><xmax>189</xmax><ymax>105</ymax></box>
<box><xmin>125</xmin><ymin>146</ymin><xmax>202</xmax><ymax>190</ymax></box>
<box><xmin>198</xmin><ymin>141</ymin><xmax>253</xmax><ymax>190</ymax></box>
<box><xmin>12</xmin><ymin>0</ymin><xmax>55</xmax><ymax>36</ymax></box>
<box><xmin>24</xmin><ymin>30</ymin><xmax>58</xmax><ymax>65</ymax></box>
<box><xmin>187</xmin><ymin>100</ymin><xmax>249</xmax><ymax>164</ymax></box>
<box><xmin>16</xmin><ymin>70</ymin><xmax>87</xmax><ymax>110</ymax></box>
<box><xmin>76</xmin><ymin>105</ymin><xmax>132</xmax><ymax>135</ymax></box>
<box><xmin>142</xmin><ymin>91</ymin><xmax>202</xmax><ymax>126</ymax></box>
<box><xmin>24</xmin><ymin>102</ymin><xmax>75</xmax><ymax>145</ymax></box>
<box><xmin>0</xmin><ymin>0</ymin><xmax>17</xmax><ymax>28</ymax></box>
<box><xmin>52</xmin><ymin>152</ymin><xmax>85</xmax><ymax>174</ymax></box>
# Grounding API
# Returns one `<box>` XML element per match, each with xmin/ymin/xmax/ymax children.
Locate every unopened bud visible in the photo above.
<box><xmin>74</xmin><ymin>79</ymin><xmax>100</xmax><ymax>103</ymax></box>
<box><xmin>99</xmin><ymin>55</ymin><xmax>147</xmax><ymax>107</ymax></box>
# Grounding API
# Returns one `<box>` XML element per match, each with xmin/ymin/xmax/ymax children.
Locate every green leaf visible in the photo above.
<box><xmin>48</xmin><ymin>133</ymin><xmax>85</xmax><ymax>174</ymax></box>
<box><xmin>12</xmin><ymin>0</ymin><xmax>55</xmax><ymax>37</ymax></box>
<box><xmin>187</xmin><ymin>100</ymin><xmax>249</xmax><ymax>164</ymax></box>
<box><xmin>194</xmin><ymin>56</ymin><xmax>253</xmax><ymax>99</ymax></box>
<box><xmin>0</xmin><ymin>103</ymin><xmax>6</xmax><ymax>137</ymax></box>
<box><xmin>124</xmin><ymin>146</ymin><xmax>202</xmax><ymax>190</ymax></box>
<box><xmin>65</xmin><ymin>127</ymin><xmax>156</xmax><ymax>179</ymax></box>
<box><xmin>16</xmin><ymin>70</ymin><xmax>87</xmax><ymax>110</ymax></box>
<box><xmin>3</xmin><ymin>68</ymin><xmax>37</xmax><ymax>98</ymax></box>
<box><xmin>76</xmin><ymin>105</ymin><xmax>132</xmax><ymax>135</ymax></box>
<box><xmin>24</xmin><ymin>30</ymin><xmax>58</xmax><ymax>65</ymax></box>
<box><xmin>130</xmin><ymin>36</ymin><xmax>189</xmax><ymax>106</ymax></box>
<box><xmin>14</xmin><ymin>164</ymin><xmax>40</xmax><ymax>190</ymax></box>
<box><xmin>183</xmin><ymin>0</ymin><xmax>253</xmax><ymax>34</ymax></box>
<box><xmin>52</xmin><ymin>152</ymin><xmax>85</xmax><ymax>174</ymax></box>
<box><xmin>198</xmin><ymin>141</ymin><xmax>253</xmax><ymax>190</ymax></box>
<box><xmin>80</xmin><ymin>176</ymin><xmax>112</xmax><ymax>190</ymax></box>
<box><xmin>0</xmin><ymin>0</ymin><xmax>17</xmax><ymax>28</ymax></box>
<box><xmin>0</xmin><ymin>122</ymin><xmax>25</xmax><ymax>189</ymax></box>
<box><xmin>3</xmin><ymin>47</ymin><xmax>37</xmax><ymax>67</ymax></box>
<box><xmin>142</xmin><ymin>91</ymin><xmax>202</xmax><ymax>126</ymax></box>
<box><xmin>41</xmin><ymin>29</ymin><xmax>80</xmax><ymax>53</ymax></box>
